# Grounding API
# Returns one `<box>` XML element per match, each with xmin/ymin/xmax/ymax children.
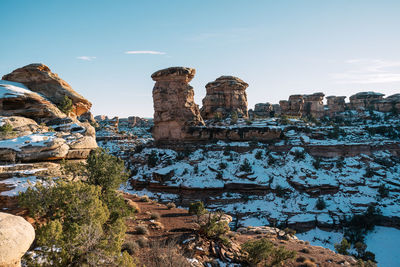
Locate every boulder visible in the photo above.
<box><xmin>0</xmin><ymin>80</ymin><xmax>65</xmax><ymax>121</ymax></box>
<box><xmin>0</xmin><ymin>212</ymin><xmax>35</xmax><ymax>267</ymax></box>
<box><xmin>2</xmin><ymin>64</ymin><xmax>92</xmax><ymax>116</ymax></box>
<box><xmin>151</xmin><ymin>67</ymin><xmax>204</xmax><ymax>141</ymax></box>
<box><xmin>200</xmin><ymin>76</ymin><xmax>249</xmax><ymax>119</ymax></box>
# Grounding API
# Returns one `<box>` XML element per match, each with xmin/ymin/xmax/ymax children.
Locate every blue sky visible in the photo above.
<box><xmin>1</xmin><ymin>0</ymin><xmax>400</xmax><ymax>117</ymax></box>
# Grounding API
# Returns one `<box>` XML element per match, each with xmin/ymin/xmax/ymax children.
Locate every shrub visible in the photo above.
<box><xmin>255</xmin><ymin>150</ymin><xmax>263</xmax><ymax>160</ymax></box>
<box><xmin>242</xmin><ymin>238</ymin><xmax>296</xmax><ymax>266</ymax></box>
<box><xmin>268</xmin><ymin>155</ymin><xmax>276</xmax><ymax>166</ymax></box>
<box><xmin>334</xmin><ymin>238</ymin><xmax>350</xmax><ymax>255</ymax></box>
<box><xmin>135</xmin><ymin>225</ymin><xmax>149</xmax><ymax>235</ymax></box>
<box><xmin>140</xmin><ymin>195</ymin><xmax>150</xmax><ymax>202</ymax></box>
<box><xmin>122</xmin><ymin>239</ymin><xmax>139</xmax><ymax>256</ymax></box>
<box><xmin>364</xmin><ymin>166</ymin><xmax>374</xmax><ymax>178</ymax></box>
<box><xmin>300</xmin><ymin>248</ymin><xmax>310</xmax><ymax>254</ymax></box>
<box><xmin>58</xmin><ymin>95</ymin><xmax>73</xmax><ymax>114</ymax></box>
<box><xmin>86</xmin><ymin>148</ymin><xmax>130</xmax><ymax>192</ymax></box>
<box><xmin>315</xmin><ymin>197</ymin><xmax>326</xmax><ymax>210</ymax></box>
<box><xmin>378</xmin><ymin>184</ymin><xmax>389</xmax><ymax>198</ymax></box>
<box><xmin>199</xmin><ymin>213</ymin><xmax>230</xmax><ymax>239</ymax></box>
<box><xmin>150</xmin><ymin>212</ymin><xmax>161</xmax><ymax>220</ymax></box>
<box><xmin>189</xmin><ymin>201</ymin><xmax>207</xmax><ymax>216</ymax></box>
<box><xmin>239</xmin><ymin>159</ymin><xmax>252</xmax><ymax>172</ymax></box>
<box><xmin>166</xmin><ymin>202</ymin><xmax>176</xmax><ymax>209</ymax></box>
<box><xmin>0</xmin><ymin>123</ymin><xmax>13</xmax><ymax>135</ymax></box>
<box><xmin>293</xmin><ymin>149</ymin><xmax>305</xmax><ymax>161</ymax></box>
<box><xmin>19</xmin><ymin>180</ymin><xmax>132</xmax><ymax>266</ymax></box>
<box><xmin>147</xmin><ymin>150</ymin><xmax>159</xmax><ymax>167</ymax></box>
<box><xmin>219</xmin><ymin>162</ymin><xmax>227</xmax><ymax>169</ymax></box>
<box><xmin>142</xmin><ymin>240</ymin><xmax>189</xmax><ymax>267</ymax></box>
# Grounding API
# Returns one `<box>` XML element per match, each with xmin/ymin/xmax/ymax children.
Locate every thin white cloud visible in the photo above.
<box><xmin>76</xmin><ymin>56</ymin><xmax>96</xmax><ymax>61</ymax></box>
<box><xmin>125</xmin><ymin>50</ymin><xmax>166</xmax><ymax>55</ymax></box>
<box><xmin>331</xmin><ymin>59</ymin><xmax>400</xmax><ymax>84</ymax></box>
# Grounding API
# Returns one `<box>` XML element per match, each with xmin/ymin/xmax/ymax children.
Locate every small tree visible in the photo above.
<box><xmin>334</xmin><ymin>238</ymin><xmax>350</xmax><ymax>255</ymax></box>
<box><xmin>0</xmin><ymin>123</ymin><xmax>13</xmax><ymax>135</ymax></box>
<box><xmin>58</xmin><ymin>95</ymin><xmax>73</xmax><ymax>114</ymax></box>
<box><xmin>239</xmin><ymin>158</ymin><xmax>252</xmax><ymax>172</ymax></box>
<box><xmin>315</xmin><ymin>197</ymin><xmax>326</xmax><ymax>210</ymax></box>
<box><xmin>189</xmin><ymin>201</ymin><xmax>207</xmax><ymax>217</ymax></box>
<box><xmin>147</xmin><ymin>150</ymin><xmax>159</xmax><ymax>167</ymax></box>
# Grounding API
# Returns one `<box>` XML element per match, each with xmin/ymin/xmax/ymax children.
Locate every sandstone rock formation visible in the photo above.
<box><xmin>303</xmin><ymin>92</ymin><xmax>325</xmax><ymax>118</ymax></box>
<box><xmin>152</xmin><ymin>67</ymin><xmax>204</xmax><ymax>141</ymax></box>
<box><xmin>349</xmin><ymin>91</ymin><xmax>384</xmax><ymax>110</ymax></box>
<box><xmin>253</xmin><ymin>103</ymin><xmax>273</xmax><ymax>117</ymax></box>
<box><xmin>0</xmin><ymin>212</ymin><xmax>35</xmax><ymax>267</ymax></box>
<box><xmin>0</xmin><ymin>80</ymin><xmax>66</xmax><ymax>121</ymax></box>
<box><xmin>2</xmin><ymin>64</ymin><xmax>92</xmax><ymax>117</ymax></box>
<box><xmin>373</xmin><ymin>93</ymin><xmax>400</xmax><ymax>113</ymax></box>
<box><xmin>0</xmin><ymin>116</ymin><xmax>97</xmax><ymax>162</ymax></box>
<box><xmin>200</xmin><ymin>76</ymin><xmax>249</xmax><ymax>119</ymax></box>
<box><xmin>279</xmin><ymin>95</ymin><xmax>304</xmax><ymax>117</ymax></box>
<box><xmin>326</xmin><ymin>96</ymin><xmax>346</xmax><ymax>116</ymax></box>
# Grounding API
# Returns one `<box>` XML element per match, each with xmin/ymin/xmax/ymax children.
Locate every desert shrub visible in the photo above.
<box><xmin>280</xmin><ymin>115</ymin><xmax>290</xmax><ymax>125</ymax></box>
<box><xmin>219</xmin><ymin>162</ymin><xmax>227</xmax><ymax>169</ymax></box>
<box><xmin>176</xmin><ymin>152</ymin><xmax>185</xmax><ymax>160</ymax></box>
<box><xmin>364</xmin><ymin>166</ymin><xmax>374</xmax><ymax>178</ymax></box>
<box><xmin>312</xmin><ymin>157</ymin><xmax>321</xmax><ymax>169</ymax></box>
<box><xmin>268</xmin><ymin>155</ymin><xmax>277</xmax><ymax>166</ymax></box>
<box><xmin>334</xmin><ymin>238</ymin><xmax>351</xmax><ymax>255</ymax></box>
<box><xmin>378</xmin><ymin>184</ymin><xmax>389</xmax><ymax>198</ymax></box>
<box><xmin>275</xmin><ymin>185</ymin><xmax>288</xmax><ymax>198</ymax></box>
<box><xmin>357</xmin><ymin>259</ymin><xmax>377</xmax><ymax>267</ymax></box>
<box><xmin>140</xmin><ymin>195</ymin><xmax>150</xmax><ymax>202</ymax></box>
<box><xmin>255</xmin><ymin>150</ymin><xmax>263</xmax><ymax>160</ymax></box>
<box><xmin>0</xmin><ymin>123</ymin><xmax>13</xmax><ymax>135</ymax></box>
<box><xmin>193</xmin><ymin>164</ymin><xmax>199</xmax><ymax>173</ymax></box>
<box><xmin>239</xmin><ymin>158</ymin><xmax>252</xmax><ymax>172</ymax></box>
<box><xmin>20</xmin><ymin>180</ymin><xmax>134</xmax><ymax>266</ymax></box>
<box><xmin>150</xmin><ymin>212</ymin><xmax>161</xmax><ymax>220</ymax></box>
<box><xmin>343</xmin><ymin>205</ymin><xmax>381</xmax><ymax>244</ymax></box>
<box><xmin>231</xmin><ymin>111</ymin><xmax>238</xmax><ymax>124</ymax></box>
<box><xmin>293</xmin><ymin>149</ymin><xmax>305</xmax><ymax>161</ymax></box>
<box><xmin>189</xmin><ymin>201</ymin><xmax>207</xmax><ymax>216</ymax></box>
<box><xmin>300</xmin><ymin>248</ymin><xmax>310</xmax><ymax>254</ymax></box>
<box><xmin>166</xmin><ymin>202</ymin><xmax>176</xmax><ymax>209</ymax></box>
<box><xmin>86</xmin><ymin>148</ymin><xmax>130</xmax><ymax>192</ymax></box>
<box><xmin>199</xmin><ymin>213</ymin><xmax>230</xmax><ymax>239</ymax></box>
<box><xmin>135</xmin><ymin>225</ymin><xmax>149</xmax><ymax>235</ymax></box>
<box><xmin>60</xmin><ymin>159</ymin><xmax>86</xmax><ymax>181</ymax></box>
<box><xmin>245</xmin><ymin>120</ymin><xmax>252</xmax><ymax>125</ymax></box>
<box><xmin>315</xmin><ymin>197</ymin><xmax>326</xmax><ymax>210</ymax></box>
<box><xmin>122</xmin><ymin>239</ymin><xmax>139</xmax><ymax>255</ymax></box>
<box><xmin>242</xmin><ymin>238</ymin><xmax>296</xmax><ymax>266</ymax></box>
<box><xmin>58</xmin><ymin>95</ymin><xmax>73</xmax><ymax>114</ymax></box>
<box><xmin>142</xmin><ymin>240</ymin><xmax>189</xmax><ymax>267</ymax></box>
<box><xmin>147</xmin><ymin>150</ymin><xmax>159</xmax><ymax>167</ymax></box>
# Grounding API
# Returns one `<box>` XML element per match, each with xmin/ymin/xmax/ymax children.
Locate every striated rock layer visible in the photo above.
<box><xmin>151</xmin><ymin>67</ymin><xmax>204</xmax><ymax>141</ymax></box>
<box><xmin>201</xmin><ymin>76</ymin><xmax>248</xmax><ymax>119</ymax></box>
<box><xmin>2</xmin><ymin>64</ymin><xmax>92</xmax><ymax>117</ymax></box>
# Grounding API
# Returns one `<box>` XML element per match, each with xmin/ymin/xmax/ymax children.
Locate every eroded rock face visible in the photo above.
<box><xmin>253</xmin><ymin>103</ymin><xmax>273</xmax><ymax>117</ymax></box>
<box><xmin>326</xmin><ymin>96</ymin><xmax>346</xmax><ymax>116</ymax></box>
<box><xmin>280</xmin><ymin>95</ymin><xmax>304</xmax><ymax>117</ymax></box>
<box><xmin>152</xmin><ymin>67</ymin><xmax>204</xmax><ymax>141</ymax></box>
<box><xmin>0</xmin><ymin>116</ymin><xmax>97</xmax><ymax>162</ymax></box>
<box><xmin>2</xmin><ymin>64</ymin><xmax>92</xmax><ymax>116</ymax></box>
<box><xmin>349</xmin><ymin>91</ymin><xmax>384</xmax><ymax>110</ymax></box>
<box><xmin>303</xmin><ymin>93</ymin><xmax>325</xmax><ymax>118</ymax></box>
<box><xmin>0</xmin><ymin>212</ymin><xmax>35</xmax><ymax>267</ymax></box>
<box><xmin>0</xmin><ymin>80</ymin><xmax>66</xmax><ymax>121</ymax></box>
<box><xmin>200</xmin><ymin>76</ymin><xmax>248</xmax><ymax>119</ymax></box>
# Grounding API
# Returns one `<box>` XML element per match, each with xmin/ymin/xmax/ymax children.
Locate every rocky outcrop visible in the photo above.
<box><xmin>349</xmin><ymin>91</ymin><xmax>384</xmax><ymax>111</ymax></box>
<box><xmin>0</xmin><ymin>212</ymin><xmax>35</xmax><ymax>267</ymax></box>
<box><xmin>279</xmin><ymin>93</ymin><xmax>325</xmax><ymax>118</ymax></box>
<box><xmin>326</xmin><ymin>96</ymin><xmax>346</xmax><ymax>116</ymax></box>
<box><xmin>373</xmin><ymin>94</ymin><xmax>400</xmax><ymax>113</ymax></box>
<box><xmin>0</xmin><ymin>116</ymin><xmax>97</xmax><ymax>162</ymax></box>
<box><xmin>0</xmin><ymin>80</ymin><xmax>66</xmax><ymax>121</ymax></box>
<box><xmin>152</xmin><ymin>67</ymin><xmax>204</xmax><ymax>141</ymax></box>
<box><xmin>252</xmin><ymin>103</ymin><xmax>273</xmax><ymax>118</ymax></box>
<box><xmin>2</xmin><ymin>64</ymin><xmax>92</xmax><ymax>117</ymax></box>
<box><xmin>200</xmin><ymin>76</ymin><xmax>248</xmax><ymax>119</ymax></box>
<box><xmin>303</xmin><ymin>92</ymin><xmax>325</xmax><ymax>118</ymax></box>
<box><xmin>279</xmin><ymin>95</ymin><xmax>304</xmax><ymax>117</ymax></box>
